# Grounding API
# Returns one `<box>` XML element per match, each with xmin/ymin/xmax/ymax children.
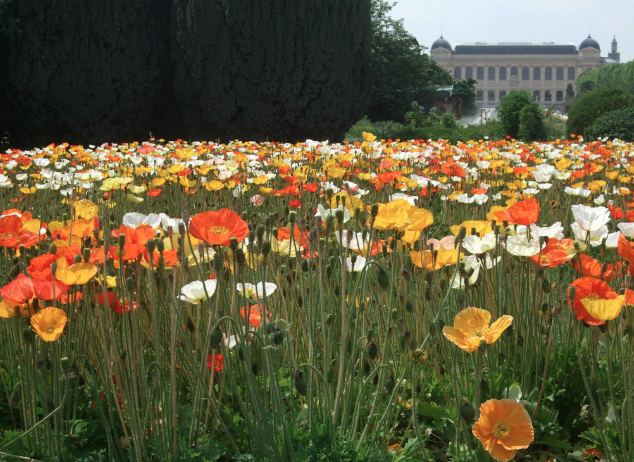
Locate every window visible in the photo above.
<box><xmin>556</xmin><ymin>67</ymin><xmax>564</xmax><ymax>80</ymax></box>
<box><xmin>466</xmin><ymin>67</ymin><xmax>473</xmax><ymax>79</ymax></box>
<box><xmin>545</xmin><ymin>91</ymin><xmax>552</xmax><ymax>101</ymax></box>
<box><xmin>556</xmin><ymin>91</ymin><xmax>563</xmax><ymax>102</ymax></box>
<box><xmin>545</xmin><ymin>67</ymin><xmax>552</xmax><ymax>80</ymax></box>
<box><xmin>500</xmin><ymin>90</ymin><xmax>507</xmax><ymax>100</ymax></box>
<box><xmin>454</xmin><ymin>67</ymin><xmax>462</xmax><ymax>79</ymax></box>
<box><xmin>499</xmin><ymin>67</ymin><xmax>507</xmax><ymax>80</ymax></box>
<box><xmin>533</xmin><ymin>67</ymin><xmax>541</xmax><ymax>80</ymax></box>
<box><xmin>476</xmin><ymin>90</ymin><xmax>484</xmax><ymax>101</ymax></box>
<box><xmin>533</xmin><ymin>91</ymin><xmax>541</xmax><ymax>101</ymax></box>
<box><xmin>522</xmin><ymin>67</ymin><xmax>530</xmax><ymax>80</ymax></box>
<box><xmin>488</xmin><ymin>90</ymin><xmax>495</xmax><ymax>101</ymax></box>
<box><xmin>568</xmin><ymin>67</ymin><xmax>576</xmax><ymax>80</ymax></box>
<box><xmin>511</xmin><ymin>67</ymin><xmax>518</xmax><ymax>77</ymax></box>
<box><xmin>488</xmin><ymin>67</ymin><xmax>495</xmax><ymax>80</ymax></box>
<box><xmin>477</xmin><ymin>66</ymin><xmax>484</xmax><ymax>80</ymax></box>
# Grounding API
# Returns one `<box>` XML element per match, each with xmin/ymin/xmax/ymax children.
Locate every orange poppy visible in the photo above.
<box><xmin>1</xmin><ymin>274</ymin><xmax>34</xmax><ymax>304</ymax></box>
<box><xmin>442</xmin><ymin>307</ymin><xmax>513</xmax><ymax>353</ymax></box>
<box><xmin>530</xmin><ymin>238</ymin><xmax>575</xmax><ymax>267</ymax></box>
<box><xmin>506</xmin><ymin>198</ymin><xmax>539</xmax><ymax>226</ymax></box>
<box><xmin>30</xmin><ymin>307</ymin><xmax>68</xmax><ymax>342</ymax></box>
<box><xmin>33</xmin><ymin>278</ymin><xmax>70</xmax><ymax>301</ymax></box>
<box><xmin>571</xmin><ymin>254</ymin><xmax>618</xmax><ymax>281</ymax></box>
<box><xmin>188</xmin><ymin>209</ymin><xmax>249</xmax><ymax>246</ymax></box>
<box><xmin>410</xmin><ymin>249</ymin><xmax>460</xmax><ymax>271</ymax></box>
<box><xmin>568</xmin><ymin>277</ymin><xmax>619</xmax><ymax>325</ymax></box>
<box><xmin>27</xmin><ymin>254</ymin><xmax>62</xmax><ymax>279</ymax></box>
<box><xmin>94</xmin><ymin>292</ymin><xmax>137</xmax><ymax>315</ymax></box>
<box><xmin>473</xmin><ymin>399</ymin><xmax>534</xmax><ymax>461</ymax></box>
<box><xmin>108</xmin><ymin>244</ymin><xmax>146</xmax><ymax>263</ymax></box>
<box><xmin>141</xmin><ymin>249</ymin><xmax>179</xmax><ymax>269</ymax></box>
<box><xmin>277</xmin><ymin>226</ymin><xmax>309</xmax><ymax>249</ymax></box>
<box><xmin>240</xmin><ymin>304</ymin><xmax>269</xmax><ymax>328</ymax></box>
<box><xmin>0</xmin><ymin>215</ymin><xmax>39</xmax><ymax>249</ymax></box>
<box><xmin>617</xmin><ymin>234</ymin><xmax>634</xmax><ymax>267</ymax></box>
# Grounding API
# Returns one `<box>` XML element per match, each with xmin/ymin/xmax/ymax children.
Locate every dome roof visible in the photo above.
<box><xmin>579</xmin><ymin>35</ymin><xmax>600</xmax><ymax>51</ymax></box>
<box><xmin>431</xmin><ymin>36</ymin><xmax>452</xmax><ymax>51</ymax></box>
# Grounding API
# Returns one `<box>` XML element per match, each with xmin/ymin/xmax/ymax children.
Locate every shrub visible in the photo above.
<box><xmin>586</xmin><ymin>107</ymin><xmax>634</xmax><ymax>141</ymax></box>
<box><xmin>498</xmin><ymin>91</ymin><xmax>542</xmax><ymax>139</ymax></box>
<box><xmin>566</xmin><ymin>87</ymin><xmax>634</xmax><ymax>138</ymax></box>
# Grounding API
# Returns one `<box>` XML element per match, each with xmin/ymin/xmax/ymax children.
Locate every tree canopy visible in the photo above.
<box><xmin>566</xmin><ymin>87</ymin><xmax>634</xmax><ymax>138</ymax></box>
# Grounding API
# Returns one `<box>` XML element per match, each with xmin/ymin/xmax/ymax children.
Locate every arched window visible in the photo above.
<box><xmin>466</xmin><ymin>67</ymin><xmax>473</xmax><ymax>79</ymax></box>
<box><xmin>500</xmin><ymin>90</ymin><xmax>507</xmax><ymax>100</ymax></box>
<box><xmin>533</xmin><ymin>91</ymin><xmax>540</xmax><ymax>101</ymax></box>
<box><xmin>476</xmin><ymin>90</ymin><xmax>484</xmax><ymax>101</ymax></box>
<box><xmin>545</xmin><ymin>67</ymin><xmax>552</xmax><ymax>80</ymax></box>
<box><xmin>511</xmin><ymin>67</ymin><xmax>518</xmax><ymax>77</ymax></box>
<box><xmin>477</xmin><ymin>67</ymin><xmax>484</xmax><ymax>80</ymax></box>
<box><xmin>556</xmin><ymin>91</ymin><xmax>564</xmax><ymax>101</ymax></box>
<box><xmin>499</xmin><ymin>67</ymin><xmax>507</xmax><ymax>80</ymax></box>
<box><xmin>488</xmin><ymin>90</ymin><xmax>495</xmax><ymax>101</ymax></box>
<box><xmin>545</xmin><ymin>91</ymin><xmax>552</xmax><ymax>101</ymax></box>
<box><xmin>454</xmin><ymin>67</ymin><xmax>462</xmax><ymax>79</ymax></box>
<box><xmin>488</xmin><ymin>67</ymin><xmax>495</xmax><ymax>80</ymax></box>
<box><xmin>556</xmin><ymin>67</ymin><xmax>564</xmax><ymax>80</ymax></box>
<box><xmin>533</xmin><ymin>67</ymin><xmax>541</xmax><ymax>80</ymax></box>
<box><xmin>522</xmin><ymin>67</ymin><xmax>530</xmax><ymax>80</ymax></box>
<box><xmin>568</xmin><ymin>67</ymin><xmax>576</xmax><ymax>80</ymax></box>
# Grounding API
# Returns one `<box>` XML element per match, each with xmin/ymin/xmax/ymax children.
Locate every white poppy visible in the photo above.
<box><xmin>570</xmin><ymin>222</ymin><xmax>608</xmax><ymax>247</ymax></box>
<box><xmin>236</xmin><ymin>282</ymin><xmax>277</xmax><ymax>299</ymax></box>
<box><xmin>345</xmin><ymin>256</ymin><xmax>367</xmax><ymax>272</ymax></box>
<box><xmin>180</xmin><ymin>280</ymin><xmax>218</xmax><ymax>304</ymax></box>
<box><xmin>571</xmin><ymin>205</ymin><xmax>611</xmax><ymax>232</ymax></box>
<box><xmin>462</xmin><ymin>232</ymin><xmax>496</xmax><ymax>255</ymax></box>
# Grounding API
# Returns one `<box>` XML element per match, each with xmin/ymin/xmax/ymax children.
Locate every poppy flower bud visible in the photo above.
<box><xmin>404</xmin><ymin>330</ymin><xmax>412</xmax><ymax>342</ymax></box>
<box><xmin>235</xmin><ymin>249</ymin><xmax>246</xmax><ymax>267</ymax></box>
<box><xmin>460</xmin><ymin>398</ymin><xmax>475</xmax><ymax>425</ymax></box>
<box><xmin>498</xmin><ymin>352</ymin><xmax>505</xmax><ymax>365</ymax></box>
<box><xmin>72</xmin><ymin>254</ymin><xmax>81</xmax><ymax>265</ymax></box>
<box><xmin>517</xmin><ymin>334</ymin><xmax>524</xmax><ymax>347</ymax></box>
<box><xmin>50</xmin><ymin>261</ymin><xmax>58</xmax><ymax>276</ymax></box>
<box><xmin>126</xmin><ymin>277</ymin><xmax>135</xmax><ymax>292</ymax></box>
<box><xmin>478</xmin><ymin>340</ymin><xmax>487</xmax><ymax>353</ymax></box>
<box><xmin>406</xmin><ymin>301</ymin><xmax>413</xmax><ymax>313</ymax></box>
<box><xmin>23</xmin><ymin>329</ymin><xmax>35</xmax><ymax>345</ymax></box>
<box><xmin>294</xmin><ymin>375</ymin><xmax>308</xmax><ymax>396</ymax></box>
<box><xmin>626</xmin><ymin>275</ymin><xmax>632</xmax><ymax>289</ymax></box>
<box><xmin>49</xmin><ymin>244</ymin><xmax>57</xmax><ymax>255</ymax></box>
<box><xmin>118</xmin><ymin>234</ymin><xmax>126</xmax><ymax>248</ymax></box>
<box><xmin>540</xmin><ymin>235</ymin><xmax>549</xmax><ymax>246</ymax></box>
<box><xmin>326</xmin><ymin>314</ymin><xmax>336</xmax><ymax>326</ymax></box>
<box><xmin>458</xmin><ymin>226</ymin><xmax>467</xmax><ymax>240</ymax></box>
<box><xmin>425</xmin><ymin>287</ymin><xmax>431</xmax><ymax>301</ymax></box>
<box><xmin>382</xmin><ymin>244</ymin><xmax>388</xmax><ymax>258</ymax></box>
<box><xmin>568</xmin><ymin>286</ymin><xmax>576</xmax><ymax>300</ymax></box>
<box><xmin>368</xmin><ymin>343</ymin><xmax>378</xmax><ymax>360</ymax></box>
<box><xmin>156</xmin><ymin>239</ymin><xmax>164</xmax><ymax>253</ymax></box>
<box><xmin>36</xmin><ymin>351</ymin><xmax>44</xmax><ymax>369</ymax></box>
<box><xmin>371</xmin><ymin>204</ymin><xmax>379</xmax><ymax>218</ymax></box>
<box><xmin>429</xmin><ymin>322</ymin><xmax>437</xmax><ymax>336</ymax></box>
<box><xmin>385</xmin><ymin>375</ymin><xmax>395</xmax><ymax>393</ymax></box>
<box><xmin>377</xmin><ymin>268</ymin><xmax>389</xmax><ymax>290</ymax></box>
<box><xmin>401</xmin><ymin>265</ymin><xmax>411</xmax><ymax>282</ymax></box>
<box><xmin>354</xmin><ymin>206</ymin><xmax>361</xmax><ymax>217</ymax></box>
<box><xmin>391</xmin><ymin>309</ymin><xmax>398</xmax><ymax>320</ymax></box>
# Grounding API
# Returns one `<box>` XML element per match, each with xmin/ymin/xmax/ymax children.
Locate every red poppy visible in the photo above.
<box><xmin>0</xmin><ymin>215</ymin><xmax>39</xmax><ymax>249</ymax></box>
<box><xmin>207</xmin><ymin>353</ymin><xmax>223</xmax><ymax>372</ymax></box>
<box><xmin>571</xmin><ymin>254</ymin><xmax>619</xmax><ymax>281</ymax></box>
<box><xmin>568</xmin><ymin>278</ymin><xmax>618</xmax><ymax>325</ymax></box>
<box><xmin>618</xmin><ymin>234</ymin><xmax>634</xmax><ymax>267</ymax></box>
<box><xmin>27</xmin><ymin>254</ymin><xmax>61</xmax><ymax>279</ymax></box>
<box><xmin>60</xmin><ymin>292</ymin><xmax>83</xmax><ymax>304</ymax></box>
<box><xmin>240</xmin><ymin>304</ymin><xmax>269</xmax><ymax>328</ymax></box>
<box><xmin>303</xmin><ymin>183</ymin><xmax>318</xmax><ymax>193</ymax></box>
<box><xmin>530</xmin><ymin>238</ymin><xmax>575</xmax><ymax>267</ymax></box>
<box><xmin>277</xmin><ymin>226</ymin><xmax>309</xmax><ymax>249</ymax></box>
<box><xmin>278</xmin><ymin>165</ymin><xmax>291</xmax><ymax>175</ymax></box>
<box><xmin>112</xmin><ymin>225</ymin><xmax>155</xmax><ymax>246</ymax></box>
<box><xmin>284</xmin><ymin>175</ymin><xmax>298</xmax><ymax>184</ymax></box>
<box><xmin>108</xmin><ymin>244</ymin><xmax>146</xmax><ymax>263</ymax></box>
<box><xmin>506</xmin><ymin>198</ymin><xmax>539</xmax><ymax>226</ymax></box>
<box><xmin>289</xmin><ymin>200</ymin><xmax>302</xmax><ymax>208</ymax></box>
<box><xmin>33</xmin><ymin>278</ymin><xmax>70</xmax><ymax>301</ymax></box>
<box><xmin>188</xmin><ymin>209</ymin><xmax>249</xmax><ymax>246</ymax></box>
<box><xmin>142</xmin><ymin>249</ymin><xmax>179</xmax><ymax>268</ymax></box>
<box><xmin>1</xmin><ymin>274</ymin><xmax>34</xmax><ymax>304</ymax></box>
<box><xmin>147</xmin><ymin>189</ymin><xmax>162</xmax><ymax>197</ymax></box>
<box><xmin>94</xmin><ymin>292</ymin><xmax>137</xmax><ymax>315</ymax></box>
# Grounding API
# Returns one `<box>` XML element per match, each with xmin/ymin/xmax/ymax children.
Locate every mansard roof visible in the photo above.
<box><xmin>453</xmin><ymin>42</ymin><xmax>578</xmax><ymax>55</ymax></box>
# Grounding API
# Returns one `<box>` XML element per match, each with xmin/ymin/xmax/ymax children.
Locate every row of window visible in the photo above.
<box><xmin>455</xmin><ymin>66</ymin><xmax>575</xmax><ymax>81</ymax></box>
<box><xmin>476</xmin><ymin>90</ymin><xmax>565</xmax><ymax>102</ymax></box>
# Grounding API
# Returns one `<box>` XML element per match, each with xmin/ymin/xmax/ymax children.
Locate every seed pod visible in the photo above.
<box><xmin>409</xmin><ymin>339</ymin><xmax>417</xmax><ymax>351</ymax></box>
<box><xmin>429</xmin><ymin>323</ymin><xmax>437</xmax><ymax>336</ymax></box>
<box><xmin>272</xmin><ymin>329</ymin><xmax>284</xmax><ymax>345</ymax></box>
<box><xmin>60</xmin><ymin>357</ymin><xmax>70</xmax><ymax>371</ymax></box>
<box><xmin>541</xmin><ymin>279</ymin><xmax>551</xmax><ymax>293</ymax></box>
<box><xmin>367</xmin><ymin>328</ymin><xmax>375</xmax><ymax>342</ymax></box>
<box><xmin>568</xmin><ymin>286</ymin><xmax>576</xmax><ymax>300</ymax></box>
<box><xmin>363</xmin><ymin>361</ymin><xmax>371</xmax><ymax>374</ymax></box>
<box><xmin>326</xmin><ymin>314</ymin><xmax>336</xmax><ymax>326</ymax></box>
<box><xmin>541</xmin><ymin>302</ymin><xmax>549</xmax><ymax>313</ymax></box>
<box><xmin>368</xmin><ymin>343</ymin><xmax>378</xmax><ymax>360</ymax></box>
<box><xmin>517</xmin><ymin>334</ymin><xmax>524</xmax><ymax>347</ymax></box>
<box><xmin>391</xmin><ymin>309</ymin><xmax>398</xmax><ymax>321</ymax></box>
<box><xmin>208</xmin><ymin>326</ymin><xmax>223</xmax><ymax>349</ymax></box>
<box><xmin>294</xmin><ymin>376</ymin><xmax>308</xmax><ymax>396</ymax></box>
<box><xmin>405</xmin><ymin>301</ymin><xmax>413</xmax><ymax>313</ymax></box>
<box><xmin>385</xmin><ymin>375</ymin><xmax>395</xmax><ymax>393</ymax></box>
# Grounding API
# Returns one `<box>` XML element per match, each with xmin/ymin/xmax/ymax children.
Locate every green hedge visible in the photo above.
<box><xmin>586</xmin><ymin>106</ymin><xmax>634</xmax><ymax>141</ymax></box>
<box><xmin>566</xmin><ymin>87</ymin><xmax>634</xmax><ymax>138</ymax></box>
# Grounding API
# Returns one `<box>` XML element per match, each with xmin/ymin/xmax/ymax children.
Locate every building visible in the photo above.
<box><xmin>430</xmin><ymin>35</ymin><xmax>620</xmax><ymax>108</ymax></box>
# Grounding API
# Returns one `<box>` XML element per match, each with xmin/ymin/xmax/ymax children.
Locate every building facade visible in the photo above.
<box><xmin>430</xmin><ymin>35</ymin><xmax>620</xmax><ymax>108</ymax></box>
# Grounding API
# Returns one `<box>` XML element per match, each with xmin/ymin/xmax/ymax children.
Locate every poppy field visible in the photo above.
<box><xmin>1</xmin><ymin>133</ymin><xmax>633</xmax><ymax>461</ymax></box>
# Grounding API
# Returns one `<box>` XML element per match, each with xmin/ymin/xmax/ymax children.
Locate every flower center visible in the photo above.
<box><xmin>474</xmin><ymin>329</ymin><xmax>485</xmax><ymax>338</ymax></box>
<box><xmin>211</xmin><ymin>226</ymin><xmax>229</xmax><ymax>235</ymax></box>
<box><xmin>0</xmin><ymin>232</ymin><xmax>17</xmax><ymax>240</ymax></box>
<box><xmin>492</xmin><ymin>422</ymin><xmax>511</xmax><ymax>439</ymax></box>
<box><xmin>47</xmin><ymin>328</ymin><xmax>54</xmax><ymax>334</ymax></box>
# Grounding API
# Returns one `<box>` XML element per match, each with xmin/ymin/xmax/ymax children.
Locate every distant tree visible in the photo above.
<box><xmin>498</xmin><ymin>91</ymin><xmax>543</xmax><ymax>139</ymax></box>
<box><xmin>566</xmin><ymin>84</ymin><xmax>575</xmax><ymax>100</ymax></box>
<box><xmin>576</xmin><ymin>61</ymin><xmax>634</xmax><ymax>98</ymax></box>
<box><xmin>566</xmin><ymin>87</ymin><xmax>634</xmax><ymax>138</ymax></box>
<box><xmin>5</xmin><ymin>0</ymin><xmax>175</xmax><ymax>147</ymax></box>
<box><xmin>172</xmin><ymin>0</ymin><xmax>372</xmax><ymax>142</ymax></box>
<box><xmin>452</xmin><ymin>79</ymin><xmax>478</xmax><ymax>116</ymax></box>
<box><xmin>518</xmin><ymin>103</ymin><xmax>546</xmax><ymax>141</ymax></box>
<box><xmin>365</xmin><ymin>0</ymin><xmax>452</xmax><ymax>122</ymax></box>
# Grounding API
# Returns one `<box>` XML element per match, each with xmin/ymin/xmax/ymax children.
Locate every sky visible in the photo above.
<box><xmin>390</xmin><ymin>0</ymin><xmax>633</xmax><ymax>63</ymax></box>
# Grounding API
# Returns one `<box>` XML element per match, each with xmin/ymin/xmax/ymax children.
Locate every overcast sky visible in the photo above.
<box><xmin>390</xmin><ymin>0</ymin><xmax>633</xmax><ymax>63</ymax></box>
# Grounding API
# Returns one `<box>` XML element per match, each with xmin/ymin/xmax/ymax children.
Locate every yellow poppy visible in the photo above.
<box><xmin>30</xmin><ymin>307</ymin><xmax>68</xmax><ymax>342</ymax></box>
<box><xmin>442</xmin><ymin>307</ymin><xmax>513</xmax><ymax>353</ymax></box>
